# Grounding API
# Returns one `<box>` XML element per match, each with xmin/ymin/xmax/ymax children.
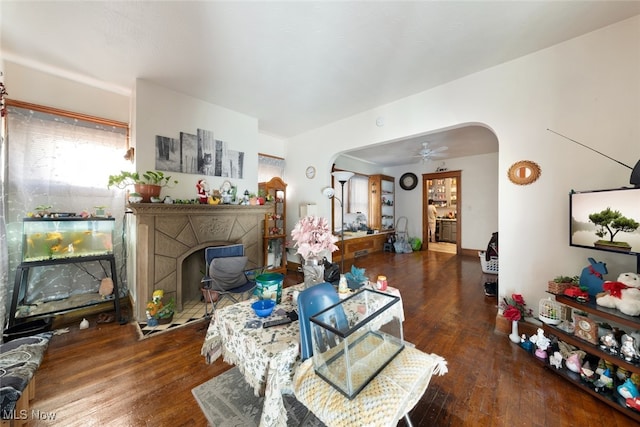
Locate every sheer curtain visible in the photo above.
<box><xmin>258</xmin><ymin>153</ymin><xmax>285</xmax><ymax>182</ymax></box>
<box><xmin>0</xmin><ymin>84</ymin><xmax>7</xmax><ymax>334</ymax></box>
<box><xmin>4</xmin><ymin>102</ymin><xmax>128</xmax><ymax>319</ymax></box>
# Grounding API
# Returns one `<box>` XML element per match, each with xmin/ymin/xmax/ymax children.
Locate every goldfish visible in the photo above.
<box><xmin>45</xmin><ymin>232</ymin><xmax>63</xmax><ymax>241</ymax></box>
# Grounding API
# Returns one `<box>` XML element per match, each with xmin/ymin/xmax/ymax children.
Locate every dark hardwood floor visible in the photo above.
<box><xmin>26</xmin><ymin>250</ymin><xmax>638</xmax><ymax>426</ymax></box>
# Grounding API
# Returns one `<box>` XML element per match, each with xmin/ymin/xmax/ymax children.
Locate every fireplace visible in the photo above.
<box><xmin>127</xmin><ymin>204</ymin><xmax>273</xmax><ymax>321</ymax></box>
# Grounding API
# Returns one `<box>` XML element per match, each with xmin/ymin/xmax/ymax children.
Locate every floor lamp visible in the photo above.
<box><xmin>322</xmin><ymin>171</ymin><xmax>354</xmax><ymax>273</ymax></box>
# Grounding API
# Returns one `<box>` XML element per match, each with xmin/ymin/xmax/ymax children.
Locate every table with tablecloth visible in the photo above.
<box><xmin>200</xmin><ymin>284</ymin><xmax>405</xmax><ymax>427</ymax></box>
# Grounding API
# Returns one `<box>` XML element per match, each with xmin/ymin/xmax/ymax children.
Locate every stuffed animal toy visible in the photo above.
<box><xmin>579</xmin><ymin>257</ymin><xmax>607</xmax><ymax>295</ymax></box>
<box><xmin>596</xmin><ymin>272</ymin><xmax>640</xmax><ymax>316</ymax></box>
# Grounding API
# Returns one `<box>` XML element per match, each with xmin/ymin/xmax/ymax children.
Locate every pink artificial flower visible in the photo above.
<box><xmin>291</xmin><ymin>216</ymin><xmax>339</xmax><ymax>259</ymax></box>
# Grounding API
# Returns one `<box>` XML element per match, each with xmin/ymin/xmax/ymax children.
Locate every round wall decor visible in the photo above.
<box><xmin>399</xmin><ymin>172</ymin><xmax>418</xmax><ymax>190</ymax></box>
<box><xmin>507</xmin><ymin>160</ymin><xmax>541</xmax><ymax>185</ymax></box>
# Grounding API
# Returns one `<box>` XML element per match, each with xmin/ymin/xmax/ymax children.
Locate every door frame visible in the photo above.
<box><xmin>422</xmin><ymin>170</ymin><xmax>461</xmax><ymax>254</ymax></box>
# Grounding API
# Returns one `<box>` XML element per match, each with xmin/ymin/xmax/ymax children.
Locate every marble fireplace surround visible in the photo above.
<box><xmin>127</xmin><ymin>204</ymin><xmax>273</xmax><ymax>321</ymax></box>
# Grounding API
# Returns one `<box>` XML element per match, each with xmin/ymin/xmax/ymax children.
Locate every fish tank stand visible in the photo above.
<box><xmin>7</xmin><ymin>217</ymin><xmax>122</xmax><ymax>328</ymax></box>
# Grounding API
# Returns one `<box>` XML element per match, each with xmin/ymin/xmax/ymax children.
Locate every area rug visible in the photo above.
<box><xmin>192</xmin><ymin>367</ymin><xmax>324</xmax><ymax>427</ymax></box>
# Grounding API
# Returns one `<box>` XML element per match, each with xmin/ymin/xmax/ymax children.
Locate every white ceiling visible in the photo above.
<box><xmin>3</xmin><ymin>1</ymin><xmax>640</xmax><ymax>166</ymax></box>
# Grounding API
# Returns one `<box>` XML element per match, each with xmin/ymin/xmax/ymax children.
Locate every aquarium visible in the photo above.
<box><xmin>22</xmin><ymin>217</ymin><xmax>115</xmax><ymax>262</ymax></box>
<box><xmin>310</xmin><ymin>288</ymin><xmax>404</xmax><ymax>399</ymax></box>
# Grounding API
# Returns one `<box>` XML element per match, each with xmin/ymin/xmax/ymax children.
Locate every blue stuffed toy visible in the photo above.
<box><xmin>579</xmin><ymin>257</ymin><xmax>607</xmax><ymax>295</ymax></box>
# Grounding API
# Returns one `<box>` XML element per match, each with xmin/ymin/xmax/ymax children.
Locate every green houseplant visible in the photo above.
<box><xmin>108</xmin><ymin>170</ymin><xmax>177</xmax><ymax>202</ymax></box>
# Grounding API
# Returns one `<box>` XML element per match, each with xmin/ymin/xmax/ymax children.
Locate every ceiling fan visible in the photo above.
<box><xmin>414</xmin><ymin>142</ymin><xmax>448</xmax><ymax>162</ymax></box>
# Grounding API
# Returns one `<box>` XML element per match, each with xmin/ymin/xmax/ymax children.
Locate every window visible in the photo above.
<box><xmin>330</xmin><ymin>172</ymin><xmax>369</xmax><ymax>233</ymax></box>
<box><xmin>5</xmin><ymin>100</ymin><xmax>129</xmax><ymax>300</ymax></box>
<box><xmin>258</xmin><ymin>153</ymin><xmax>285</xmax><ymax>182</ymax></box>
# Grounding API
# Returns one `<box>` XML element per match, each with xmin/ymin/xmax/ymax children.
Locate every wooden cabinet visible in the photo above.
<box><xmin>333</xmin><ymin>233</ymin><xmax>391</xmax><ymax>263</ymax></box>
<box><xmin>541</xmin><ymin>294</ymin><xmax>640</xmax><ymax>423</ymax></box>
<box><xmin>428</xmin><ymin>178</ymin><xmax>457</xmax><ymax>207</ymax></box>
<box><xmin>369</xmin><ymin>174</ymin><xmax>395</xmax><ymax>231</ymax></box>
<box><xmin>258</xmin><ymin>177</ymin><xmax>287</xmax><ymax>274</ymax></box>
<box><xmin>437</xmin><ymin>219</ymin><xmax>457</xmax><ymax>243</ymax></box>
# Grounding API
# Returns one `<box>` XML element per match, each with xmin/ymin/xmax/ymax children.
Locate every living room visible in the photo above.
<box><xmin>1</xmin><ymin>2</ymin><xmax>640</xmax><ymax>425</ymax></box>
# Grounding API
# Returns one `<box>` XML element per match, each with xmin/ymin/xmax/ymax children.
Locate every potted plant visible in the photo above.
<box><xmin>548</xmin><ymin>275</ymin><xmax>579</xmax><ymax>294</ymax></box>
<box><xmin>108</xmin><ymin>170</ymin><xmax>178</xmax><ymax>202</ymax></box>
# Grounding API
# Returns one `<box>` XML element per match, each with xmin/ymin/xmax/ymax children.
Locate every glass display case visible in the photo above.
<box><xmin>309</xmin><ymin>288</ymin><xmax>404</xmax><ymax>399</ymax></box>
<box><xmin>22</xmin><ymin>217</ymin><xmax>115</xmax><ymax>262</ymax></box>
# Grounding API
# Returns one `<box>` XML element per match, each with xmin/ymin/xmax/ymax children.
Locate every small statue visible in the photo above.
<box><xmin>549</xmin><ymin>351</ymin><xmax>563</xmax><ymax>369</ymax></box>
<box><xmin>599</xmin><ymin>331</ymin><xmax>619</xmax><ymax>355</ymax></box>
<box><xmin>620</xmin><ymin>334</ymin><xmax>639</xmax><ymax>362</ymax></box>
<box><xmin>566</xmin><ymin>353</ymin><xmax>582</xmax><ymax>373</ymax></box>
<box><xmin>196</xmin><ymin>179</ymin><xmax>209</xmax><ymax>204</ymax></box>
<box><xmin>530</xmin><ymin>328</ymin><xmax>550</xmax><ymax>360</ymax></box>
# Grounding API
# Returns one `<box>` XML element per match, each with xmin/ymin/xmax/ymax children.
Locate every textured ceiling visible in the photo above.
<box><xmin>2</xmin><ymin>1</ymin><xmax>640</xmax><ymax>166</ymax></box>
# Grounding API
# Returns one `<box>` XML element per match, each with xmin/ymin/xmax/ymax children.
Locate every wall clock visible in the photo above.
<box><xmin>399</xmin><ymin>172</ymin><xmax>418</xmax><ymax>190</ymax></box>
<box><xmin>305</xmin><ymin>166</ymin><xmax>316</xmax><ymax>179</ymax></box>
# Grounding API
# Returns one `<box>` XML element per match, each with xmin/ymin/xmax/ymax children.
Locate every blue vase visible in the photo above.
<box><xmin>147</xmin><ymin>317</ymin><xmax>159</xmax><ymax>327</ymax></box>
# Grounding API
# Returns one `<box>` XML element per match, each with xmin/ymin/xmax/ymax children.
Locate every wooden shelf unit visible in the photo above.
<box><xmin>540</xmin><ymin>294</ymin><xmax>640</xmax><ymax>423</ymax></box>
<box><xmin>259</xmin><ymin>177</ymin><xmax>287</xmax><ymax>274</ymax></box>
<box><xmin>369</xmin><ymin>174</ymin><xmax>395</xmax><ymax>232</ymax></box>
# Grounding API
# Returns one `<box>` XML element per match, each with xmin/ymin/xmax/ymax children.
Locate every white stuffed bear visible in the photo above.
<box><xmin>596</xmin><ymin>273</ymin><xmax>640</xmax><ymax>316</ymax></box>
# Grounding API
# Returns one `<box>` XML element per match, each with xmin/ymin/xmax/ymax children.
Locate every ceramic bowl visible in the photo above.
<box><xmin>128</xmin><ymin>196</ymin><xmax>143</xmax><ymax>203</ymax></box>
<box><xmin>251</xmin><ymin>299</ymin><xmax>276</xmax><ymax>317</ymax></box>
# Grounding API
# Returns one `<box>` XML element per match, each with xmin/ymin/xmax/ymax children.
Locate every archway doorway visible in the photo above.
<box><xmin>422</xmin><ymin>170</ymin><xmax>461</xmax><ymax>254</ymax></box>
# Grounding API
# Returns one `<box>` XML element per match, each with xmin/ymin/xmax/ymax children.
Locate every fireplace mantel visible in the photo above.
<box><xmin>126</xmin><ymin>203</ymin><xmax>273</xmax><ymax>321</ymax></box>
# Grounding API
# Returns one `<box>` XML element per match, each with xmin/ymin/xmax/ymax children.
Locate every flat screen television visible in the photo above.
<box><xmin>570</xmin><ymin>187</ymin><xmax>640</xmax><ymax>256</ymax></box>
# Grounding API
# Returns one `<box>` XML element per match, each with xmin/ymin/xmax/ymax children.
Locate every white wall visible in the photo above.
<box><xmin>134</xmin><ymin>79</ymin><xmax>261</xmax><ymax>199</ymax></box>
<box><xmin>285</xmin><ymin>17</ymin><xmax>640</xmax><ymax>312</ymax></box>
<box><xmin>3</xmin><ymin>61</ymin><xmax>130</xmax><ymax>122</ymax></box>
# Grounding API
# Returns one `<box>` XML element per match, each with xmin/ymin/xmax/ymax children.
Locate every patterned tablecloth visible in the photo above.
<box><xmin>200</xmin><ymin>284</ymin><xmax>404</xmax><ymax>427</ymax></box>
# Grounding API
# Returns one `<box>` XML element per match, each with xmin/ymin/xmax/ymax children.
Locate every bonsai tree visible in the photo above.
<box><xmin>107</xmin><ymin>170</ymin><xmax>177</xmax><ymax>189</ymax></box>
<box><xmin>588</xmin><ymin>207</ymin><xmax>639</xmax><ymax>246</ymax></box>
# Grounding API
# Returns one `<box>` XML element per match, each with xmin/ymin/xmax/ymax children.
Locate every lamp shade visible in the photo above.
<box><xmin>322</xmin><ymin>187</ymin><xmax>336</xmax><ymax>198</ymax></box>
<box><xmin>332</xmin><ymin>171</ymin><xmax>354</xmax><ymax>183</ymax></box>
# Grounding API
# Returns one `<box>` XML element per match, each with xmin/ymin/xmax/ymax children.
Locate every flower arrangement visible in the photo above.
<box><xmin>500</xmin><ymin>293</ymin><xmax>532</xmax><ymax>322</ymax></box>
<box><xmin>290</xmin><ymin>216</ymin><xmax>339</xmax><ymax>259</ymax></box>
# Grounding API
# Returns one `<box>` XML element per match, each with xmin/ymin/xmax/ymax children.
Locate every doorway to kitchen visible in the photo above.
<box><xmin>422</xmin><ymin>170</ymin><xmax>461</xmax><ymax>254</ymax></box>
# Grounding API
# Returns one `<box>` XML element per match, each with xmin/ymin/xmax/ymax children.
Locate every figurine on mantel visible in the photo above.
<box><xmin>196</xmin><ymin>179</ymin><xmax>209</xmax><ymax>204</ymax></box>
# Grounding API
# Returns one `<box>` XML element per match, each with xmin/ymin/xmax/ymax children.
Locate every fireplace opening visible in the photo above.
<box><xmin>181</xmin><ymin>248</ymin><xmax>207</xmax><ymax>307</ymax></box>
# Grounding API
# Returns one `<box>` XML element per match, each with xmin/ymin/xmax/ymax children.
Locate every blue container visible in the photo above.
<box><xmin>252</xmin><ymin>299</ymin><xmax>276</xmax><ymax>317</ymax></box>
<box><xmin>255</xmin><ymin>273</ymin><xmax>284</xmax><ymax>304</ymax></box>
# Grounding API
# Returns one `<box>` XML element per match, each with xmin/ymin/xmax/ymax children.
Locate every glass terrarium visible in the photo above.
<box><xmin>309</xmin><ymin>288</ymin><xmax>404</xmax><ymax>399</ymax></box>
<box><xmin>22</xmin><ymin>217</ymin><xmax>115</xmax><ymax>262</ymax></box>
